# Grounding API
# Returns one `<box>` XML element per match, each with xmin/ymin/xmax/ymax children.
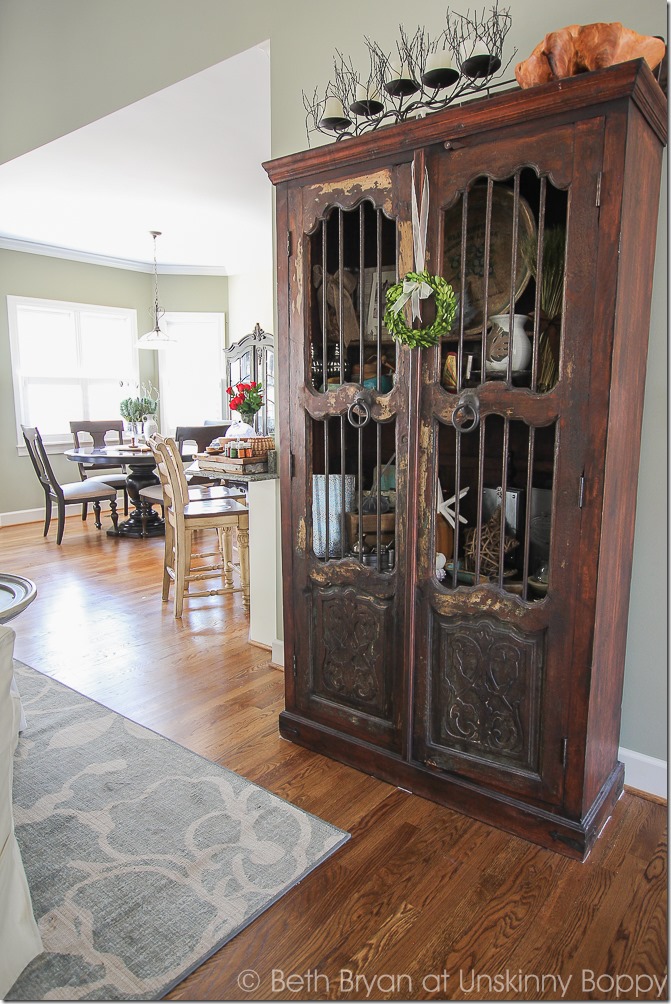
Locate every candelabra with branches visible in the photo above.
<box><xmin>303</xmin><ymin>3</ymin><xmax>515</xmax><ymax>144</ymax></box>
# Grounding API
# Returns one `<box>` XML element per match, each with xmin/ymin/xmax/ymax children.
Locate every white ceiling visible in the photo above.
<box><xmin>0</xmin><ymin>44</ymin><xmax>272</xmax><ymax>275</ymax></box>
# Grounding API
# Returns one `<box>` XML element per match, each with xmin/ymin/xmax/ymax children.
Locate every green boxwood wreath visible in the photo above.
<box><xmin>384</xmin><ymin>271</ymin><xmax>458</xmax><ymax>348</ymax></box>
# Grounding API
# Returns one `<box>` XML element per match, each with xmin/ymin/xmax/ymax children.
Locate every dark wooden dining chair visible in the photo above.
<box><xmin>21</xmin><ymin>426</ymin><xmax>119</xmax><ymax>544</ymax></box>
<box><xmin>69</xmin><ymin>420</ymin><xmax>129</xmax><ymax>517</ymax></box>
<box><xmin>174</xmin><ymin>423</ymin><xmax>231</xmax><ymax>456</ymax></box>
<box><xmin>174</xmin><ymin>424</ymin><xmax>232</xmax><ymax>486</ymax></box>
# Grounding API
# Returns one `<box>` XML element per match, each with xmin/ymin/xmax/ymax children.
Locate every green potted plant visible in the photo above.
<box><xmin>120</xmin><ymin>384</ymin><xmax>159</xmax><ymax>444</ymax></box>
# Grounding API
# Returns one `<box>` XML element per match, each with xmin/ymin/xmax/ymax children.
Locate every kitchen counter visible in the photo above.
<box><xmin>186</xmin><ymin>463</ymin><xmax>279</xmax><ymax>651</ymax></box>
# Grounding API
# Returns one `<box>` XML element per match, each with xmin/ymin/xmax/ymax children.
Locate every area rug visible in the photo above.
<box><xmin>8</xmin><ymin>662</ymin><xmax>349</xmax><ymax>1001</ymax></box>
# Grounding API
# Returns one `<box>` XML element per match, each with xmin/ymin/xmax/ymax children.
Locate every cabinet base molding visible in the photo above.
<box><xmin>279</xmin><ymin>711</ymin><xmax>624</xmax><ymax>861</ymax></box>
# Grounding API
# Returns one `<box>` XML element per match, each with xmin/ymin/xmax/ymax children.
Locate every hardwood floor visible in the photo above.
<box><xmin>3</xmin><ymin>516</ymin><xmax>667</xmax><ymax>1001</ymax></box>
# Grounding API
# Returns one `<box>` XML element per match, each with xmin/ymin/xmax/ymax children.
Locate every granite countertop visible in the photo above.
<box><xmin>214</xmin><ymin>471</ymin><xmax>278</xmax><ymax>483</ymax></box>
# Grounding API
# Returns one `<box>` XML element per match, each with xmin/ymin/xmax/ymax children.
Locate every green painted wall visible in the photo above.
<box><xmin>0</xmin><ymin>0</ymin><xmax>666</xmax><ymax>760</ymax></box>
<box><xmin>0</xmin><ymin>0</ymin><xmax>665</xmax><ymax>163</ymax></box>
<box><xmin>159</xmin><ymin>272</ymin><xmax>228</xmax><ymax>314</ymax></box>
<box><xmin>227</xmin><ymin>270</ymin><xmax>274</xmax><ymax>346</ymax></box>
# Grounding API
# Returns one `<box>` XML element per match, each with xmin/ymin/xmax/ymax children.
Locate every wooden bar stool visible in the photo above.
<box><xmin>148</xmin><ymin>437</ymin><xmax>249</xmax><ymax>618</ymax></box>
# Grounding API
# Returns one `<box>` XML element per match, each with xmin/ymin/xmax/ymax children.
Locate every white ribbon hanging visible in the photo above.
<box><xmin>391</xmin><ymin>162</ymin><xmax>431</xmax><ymax>321</ymax></box>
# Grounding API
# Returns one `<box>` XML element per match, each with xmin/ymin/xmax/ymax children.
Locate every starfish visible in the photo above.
<box><xmin>437</xmin><ymin>484</ymin><xmax>469</xmax><ymax>529</ymax></box>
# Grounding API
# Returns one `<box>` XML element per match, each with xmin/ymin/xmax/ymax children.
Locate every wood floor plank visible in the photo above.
<box><xmin>3</xmin><ymin>516</ymin><xmax>667</xmax><ymax>1001</ymax></box>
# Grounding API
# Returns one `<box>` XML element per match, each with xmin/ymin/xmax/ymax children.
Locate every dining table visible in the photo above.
<box><xmin>64</xmin><ymin>445</ymin><xmax>164</xmax><ymax>538</ymax></box>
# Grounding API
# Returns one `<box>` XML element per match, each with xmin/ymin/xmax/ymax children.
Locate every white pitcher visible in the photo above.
<box><xmin>143</xmin><ymin>417</ymin><xmax>158</xmax><ymax>440</ymax></box>
<box><xmin>485</xmin><ymin>313</ymin><xmax>532</xmax><ymax>376</ymax></box>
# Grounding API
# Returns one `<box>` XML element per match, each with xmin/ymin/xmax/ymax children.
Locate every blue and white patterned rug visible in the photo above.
<box><xmin>8</xmin><ymin>662</ymin><xmax>349</xmax><ymax>1001</ymax></box>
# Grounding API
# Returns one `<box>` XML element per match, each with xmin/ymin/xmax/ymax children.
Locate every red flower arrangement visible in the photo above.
<box><xmin>226</xmin><ymin>381</ymin><xmax>264</xmax><ymax>418</ymax></box>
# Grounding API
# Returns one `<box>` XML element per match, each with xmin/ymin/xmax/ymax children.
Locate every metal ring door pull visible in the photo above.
<box><xmin>347</xmin><ymin>392</ymin><xmax>372</xmax><ymax>428</ymax></box>
<box><xmin>451</xmin><ymin>390</ymin><xmax>480</xmax><ymax>433</ymax></box>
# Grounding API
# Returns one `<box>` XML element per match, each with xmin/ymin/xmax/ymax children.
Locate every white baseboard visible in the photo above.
<box><xmin>619</xmin><ymin>747</ymin><xmax>667</xmax><ymax>799</ymax></box>
<box><xmin>271</xmin><ymin>639</ymin><xmax>285</xmax><ymax>668</ymax></box>
<box><xmin>0</xmin><ymin>501</ymin><xmax>118</xmax><ymax>528</ymax></box>
<box><xmin>0</xmin><ymin>507</ymin><xmax>45</xmax><ymax>526</ymax></box>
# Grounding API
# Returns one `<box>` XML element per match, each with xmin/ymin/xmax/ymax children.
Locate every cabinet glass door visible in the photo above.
<box><xmin>262</xmin><ymin>347</ymin><xmax>275</xmax><ymax>435</ymax></box>
<box><xmin>227</xmin><ymin>351</ymin><xmax>252</xmax><ymax>397</ymax></box>
<box><xmin>285</xmin><ymin>164</ymin><xmax>413</xmax><ymax>753</ymax></box>
<box><xmin>413</xmin><ymin>119</ymin><xmax>605</xmax><ymax>803</ymax></box>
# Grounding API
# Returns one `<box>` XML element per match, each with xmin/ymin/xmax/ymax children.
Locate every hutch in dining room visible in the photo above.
<box><xmin>264</xmin><ymin>59</ymin><xmax>666</xmax><ymax>858</ymax></box>
<box><xmin>224</xmin><ymin>323</ymin><xmax>275</xmax><ymax>435</ymax></box>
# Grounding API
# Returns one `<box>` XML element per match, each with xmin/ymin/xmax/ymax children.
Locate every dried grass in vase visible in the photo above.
<box><xmin>521</xmin><ymin>225</ymin><xmax>565</xmax><ymax>392</ymax></box>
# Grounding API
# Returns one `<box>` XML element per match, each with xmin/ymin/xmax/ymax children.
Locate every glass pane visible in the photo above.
<box><xmin>159</xmin><ymin>315</ymin><xmax>224</xmax><ymax>429</ymax></box>
<box><xmin>80</xmin><ymin>313</ymin><xmax>133</xmax><ymax>376</ymax></box>
<box><xmin>265</xmin><ymin>350</ymin><xmax>275</xmax><ymax>434</ymax></box>
<box><xmin>229</xmin><ymin>359</ymin><xmax>242</xmax><ymax>387</ymax></box>
<box><xmin>86</xmin><ymin>382</ymin><xmax>129</xmax><ymax>421</ymax></box>
<box><xmin>25</xmin><ymin>381</ymin><xmax>83</xmax><ymax>436</ymax></box>
<box><xmin>311</xmin><ymin>414</ymin><xmax>396</xmax><ymax>572</ymax></box>
<box><xmin>309</xmin><ymin>201</ymin><xmax>397</xmax><ymax>394</ymax></box>
<box><xmin>17</xmin><ymin>305</ymin><xmax>77</xmax><ymax>376</ymax></box>
<box><xmin>435</xmin><ymin>416</ymin><xmax>555</xmax><ymax>600</ymax></box>
<box><xmin>237</xmin><ymin>352</ymin><xmax>253</xmax><ymax>384</ymax></box>
<box><xmin>439</xmin><ymin>170</ymin><xmax>567</xmax><ymax>393</ymax></box>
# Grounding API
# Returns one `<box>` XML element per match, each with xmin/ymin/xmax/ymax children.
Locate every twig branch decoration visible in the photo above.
<box><xmin>303</xmin><ymin>3</ymin><xmax>515</xmax><ymax>144</ymax></box>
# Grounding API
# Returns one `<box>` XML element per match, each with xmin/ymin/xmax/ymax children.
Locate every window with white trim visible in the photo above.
<box><xmin>7</xmin><ymin>295</ymin><xmax>139</xmax><ymax>446</ymax></box>
<box><xmin>158</xmin><ymin>312</ymin><xmax>226</xmax><ymax>434</ymax></box>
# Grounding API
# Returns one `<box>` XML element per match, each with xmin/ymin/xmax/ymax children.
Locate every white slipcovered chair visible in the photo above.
<box><xmin>0</xmin><ymin>624</ymin><xmax>42</xmax><ymax>995</ymax></box>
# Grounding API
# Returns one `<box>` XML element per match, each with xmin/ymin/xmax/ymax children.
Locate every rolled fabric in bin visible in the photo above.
<box><xmin>312</xmin><ymin>474</ymin><xmax>356</xmax><ymax>558</ymax></box>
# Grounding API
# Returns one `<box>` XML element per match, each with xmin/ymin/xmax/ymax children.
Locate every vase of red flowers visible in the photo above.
<box><xmin>226</xmin><ymin>381</ymin><xmax>264</xmax><ymax>428</ymax></box>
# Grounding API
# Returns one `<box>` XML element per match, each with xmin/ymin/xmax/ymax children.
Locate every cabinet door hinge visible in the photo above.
<box><xmin>292</xmin><ymin>654</ymin><xmax>297</xmax><ymax>678</ymax></box>
<box><xmin>287</xmin><ymin>231</ymin><xmax>292</xmax><ymax>257</ymax></box>
<box><xmin>595</xmin><ymin>171</ymin><xmax>602</xmax><ymax>207</ymax></box>
<box><xmin>561</xmin><ymin>737</ymin><xmax>568</xmax><ymax>767</ymax></box>
<box><xmin>578</xmin><ymin>474</ymin><xmax>585</xmax><ymax>508</ymax></box>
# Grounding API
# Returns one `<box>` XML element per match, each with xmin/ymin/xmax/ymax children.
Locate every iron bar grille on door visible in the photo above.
<box><xmin>310</xmin><ymin>202</ymin><xmax>398</xmax><ymax>573</ymax></box>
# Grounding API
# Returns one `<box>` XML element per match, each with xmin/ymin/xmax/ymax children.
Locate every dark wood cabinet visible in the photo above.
<box><xmin>264</xmin><ymin>61</ymin><xmax>666</xmax><ymax>858</ymax></box>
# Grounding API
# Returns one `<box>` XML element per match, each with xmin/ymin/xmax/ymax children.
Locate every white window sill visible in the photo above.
<box><xmin>16</xmin><ymin>438</ymin><xmax>73</xmax><ymax>458</ymax></box>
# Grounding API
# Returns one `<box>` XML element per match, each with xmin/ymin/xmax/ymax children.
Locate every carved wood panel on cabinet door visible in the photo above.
<box><xmin>284</xmin><ymin>161</ymin><xmax>414</xmax><ymax>753</ymax></box>
<box><xmin>412</xmin><ymin>118</ymin><xmax>606</xmax><ymax>807</ymax></box>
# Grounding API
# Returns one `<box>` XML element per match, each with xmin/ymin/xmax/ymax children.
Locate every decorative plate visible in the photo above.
<box><xmin>442</xmin><ymin>183</ymin><xmax>536</xmax><ymax>333</ymax></box>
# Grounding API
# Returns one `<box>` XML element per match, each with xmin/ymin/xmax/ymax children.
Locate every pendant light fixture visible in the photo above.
<box><xmin>138</xmin><ymin>230</ymin><xmax>174</xmax><ymax>349</ymax></box>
